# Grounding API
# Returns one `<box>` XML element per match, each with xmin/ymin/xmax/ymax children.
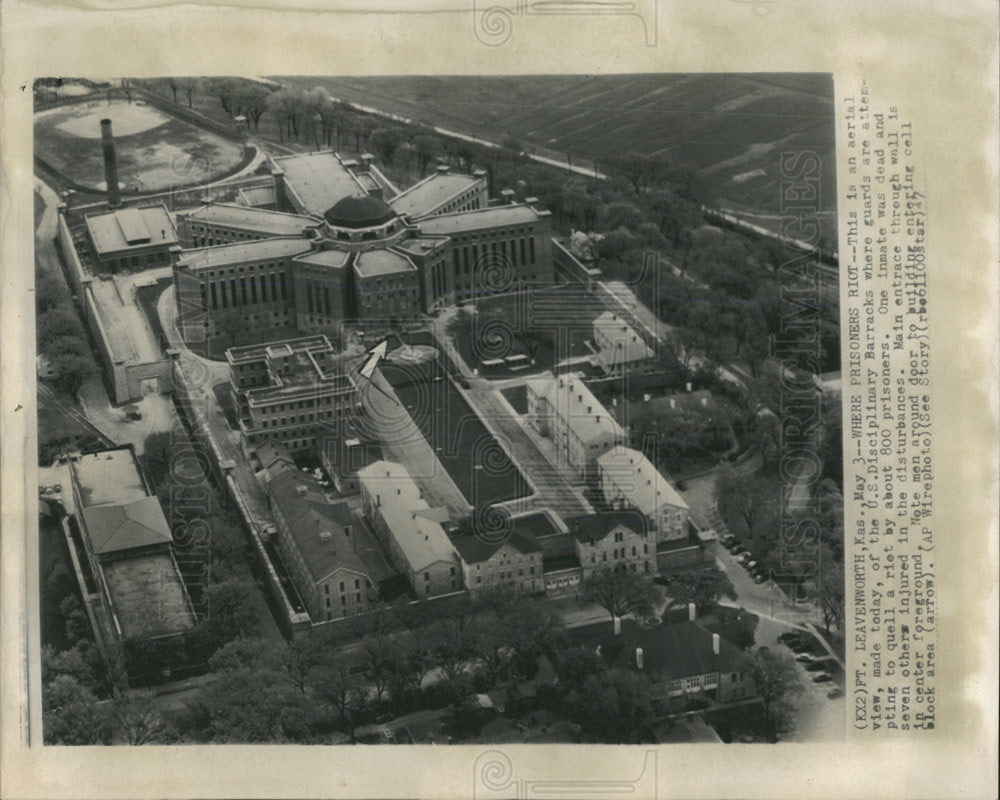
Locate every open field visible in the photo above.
<box><xmin>35</xmin><ymin>99</ymin><xmax>245</xmax><ymax>192</ymax></box>
<box><xmin>276</xmin><ymin>74</ymin><xmax>836</xmax><ymax>217</ymax></box>
<box><xmin>381</xmin><ymin>341</ymin><xmax>530</xmax><ymax>508</ymax></box>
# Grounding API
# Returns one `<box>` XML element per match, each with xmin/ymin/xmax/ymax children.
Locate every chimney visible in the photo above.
<box><xmin>613</xmin><ymin>615</ymin><xmax>621</xmax><ymax>636</ymax></box>
<box><xmin>271</xmin><ymin>168</ymin><xmax>287</xmax><ymax>212</ymax></box>
<box><xmin>100</xmin><ymin>119</ymin><xmax>121</xmax><ymax>208</ymax></box>
<box><xmin>712</xmin><ymin>633</ymin><xmax>720</xmax><ymax>656</ymax></box>
<box><xmin>501</xmin><ymin>188</ymin><xmax>515</xmax><ymax>205</ymax></box>
<box><xmin>635</xmin><ymin>647</ymin><xmax>643</xmax><ymax>670</ymax></box>
<box><xmin>688</xmin><ymin>602</ymin><xmax>696</xmax><ymax>621</ymax></box>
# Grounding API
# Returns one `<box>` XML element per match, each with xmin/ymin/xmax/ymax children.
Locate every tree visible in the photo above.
<box><xmin>308</xmin><ymin>654</ymin><xmax>366</xmax><ymax>738</ymax></box>
<box><xmin>581</xmin><ymin>568</ymin><xmax>661</xmax><ymax>632</ymax></box>
<box><xmin>427</xmin><ymin>619</ymin><xmax>472</xmax><ymax>682</ymax></box>
<box><xmin>370</xmin><ymin>127</ymin><xmax>405</xmax><ymax>165</ymax></box>
<box><xmin>813</xmin><ymin>547</ymin><xmax>845</xmax><ymax>637</ymax></box>
<box><xmin>666</xmin><ymin>568</ymin><xmax>737</xmax><ymax>612</ymax></box>
<box><xmin>43</xmin><ymin>675</ymin><xmax>114</xmax><ymax>745</ymax></box>
<box><xmin>243</xmin><ymin>90</ymin><xmax>269</xmax><ymax>132</ymax></box>
<box><xmin>360</xmin><ymin>634</ymin><xmax>395</xmax><ymax>708</ymax></box>
<box><xmin>110</xmin><ymin>689</ymin><xmax>165</xmax><ymax>745</ymax></box>
<box><xmin>203</xmin><ymin>577</ymin><xmax>261</xmax><ymax>644</ymax></box>
<box><xmin>555</xmin><ymin>645</ymin><xmax>607</xmax><ymax>687</ymax></box>
<box><xmin>562</xmin><ymin>669</ymin><xmax>652</xmax><ymax>743</ymax></box>
<box><xmin>413</xmin><ymin>133</ymin><xmax>439</xmax><ymax>176</ymax></box>
<box><xmin>213</xmin><ymin>309</ymin><xmax>245</xmax><ymax>348</ymax></box>
<box><xmin>736</xmin><ymin>646</ymin><xmax>803</xmax><ymax>741</ymax></box>
<box><xmin>715</xmin><ymin>464</ymin><xmax>773</xmax><ymax>534</ymax></box>
<box><xmin>467</xmin><ymin>617</ymin><xmax>508</xmax><ymax>687</ymax></box>
<box><xmin>209</xmin><ymin>637</ymin><xmax>274</xmax><ymax>674</ymax></box>
<box><xmin>51</xmin><ymin>353</ymin><xmax>96</xmax><ymax>400</ymax></box>
<box><xmin>37</xmin><ymin>307</ymin><xmax>83</xmax><ymax>349</ymax></box>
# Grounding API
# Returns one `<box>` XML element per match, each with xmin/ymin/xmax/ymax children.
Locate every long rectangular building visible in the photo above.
<box><xmin>526</xmin><ymin>373</ymin><xmax>626</xmax><ymax>476</ymax></box>
<box><xmin>357</xmin><ymin>460</ymin><xmax>462</xmax><ymax>599</ymax></box>
<box><xmin>596</xmin><ymin>446</ymin><xmax>689</xmax><ymax>542</ymax></box>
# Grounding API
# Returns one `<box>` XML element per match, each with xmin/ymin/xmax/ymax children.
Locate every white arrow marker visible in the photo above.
<box><xmin>359</xmin><ymin>339</ymin><xmax>388</xmax><ymax>380</ymax></box>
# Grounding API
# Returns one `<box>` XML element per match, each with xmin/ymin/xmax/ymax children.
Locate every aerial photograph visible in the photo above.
<box><xmin>33</xmin><ymin>74</ymin><xmax>843</xmax><ymax>746</ymax></box>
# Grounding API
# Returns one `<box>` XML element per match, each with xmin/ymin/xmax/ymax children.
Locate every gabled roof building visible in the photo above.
<box><xmin>357</xmin><ymin>460</ymin><xmax>463</xmax><ymax>599</ymax></box>
<box><xmin>265</xmin><ymin>453</ymin><xmax>374</xmax><ymax>622</ymax></box>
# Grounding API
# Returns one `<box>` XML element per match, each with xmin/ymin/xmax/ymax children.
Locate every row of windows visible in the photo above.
<box><xmin>206</xmin><ymin>272</ymin><xmax>289</xmax><ymax>310</ymax></box>
<box><xmin>104</xmin><ymin>250</ymin><xmax>170</xmax><ymax>270</ymax></box>
<box><xmin>453</xmin><ymin>225</ymin><xmax>534</xmax><ymax>243</ymax></box>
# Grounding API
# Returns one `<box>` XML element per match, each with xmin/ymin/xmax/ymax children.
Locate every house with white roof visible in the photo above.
<box><xmin>357</xmin><ymin>460</ymin><xmax>463</xmax><ymax>598</ymax></box>
<box><xmin>591</xmin><ymin>311</ymin><xmax>656</xmax><ymax>377</ymax></box>
<box><xmin>525</xmin><ymin>373</ymin><xmax>626</xmax><ymax>476</ymax></box>
<box><xmin>596</xmin><ymin>446</ymin><xmax>689</xmax><ymax>542</ymax></box>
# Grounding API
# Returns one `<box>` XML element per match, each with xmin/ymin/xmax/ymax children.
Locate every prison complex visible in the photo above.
<box><xmin>173</xmin><ymin>152</ymin><xmax>554</xmax><ymax>343</ymax></box>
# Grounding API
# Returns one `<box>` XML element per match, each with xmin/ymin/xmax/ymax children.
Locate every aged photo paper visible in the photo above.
<box><xmin>1</xmin><ymin>1</ymin><xmax>997</xmax><ymax>798</ymax></box>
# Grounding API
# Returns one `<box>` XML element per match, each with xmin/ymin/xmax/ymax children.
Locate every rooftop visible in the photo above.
<box><xmin>603</xmin><ymin>619</ymin><xmax>744</xmax><ymax>680</ymax></box>
<box><xmin>389</xmin><ymin>172</ymin><xmax>483</xmax><ymax>219</ymax></box>
<box><xmin>85</xmin><ymin>205</ymin><xmax>178</xmax><ymax>254</ymax></box>
<box><xmin>72</xmin><ymin>447</ymin><xmax>149</xmax><ymax>508</ymax></box>
<box><xmin>88</xmin><ymin>277</ymin><xmax>163</xmax><ymax>364</ymax></box>
<box><xmin>102</xmin><ymin>553</ymin><xmax>196</xmax><ymax>640</ymax></box>
<box><xmin>227</xmin><ymin>334</ymin><xmax>332</xmax><ymax>365</ymax></box>
<box><xmin>593</xmin><ymin>311</ymin><xmax>655</xmax><ymax>366</ymax></box>
<box><xmin>80</xmin><ymin>496</ymin><xmax>173</xmax><ymax>556</ymax></box>
<box><xmin>417</xmin><ymin>203</ymin><xmax>546</xmax><ymax>236</ymax></box>
<box><xmin>392</xmin><ymin>235</ymin><xmax>449</xmax><ymax>257</ymax></box>
<box><xmin>293</xmin><ymin>248</ymin><xmax>352</xmax><ymax>269</ymax></box>
<box><xmin>357</xmin><ymin>460</ymin><xmax>459</xmax><ymax>573</ymax></box>
<box><xmin>237</xmin><ymin>184</ymin><xmax>277</xmax><ymax>208</ymax></box>
<box><xmin>178</xmin><ymin>237</ymin><xmax>314</xmax><ymax>271</ymax></box>
<box><xmin>268</xmin><ymin>462</ymin><xmax>368</xmax><ymax>583</ymax></box>
<box><xmin>564</xmin><ymin>510</ymin><xmax>649</xmax><ymax>542</ymax></box>
<box><xmin>526</xmin><ymin>373</ymin><xmax>624</xmax><ymax>444</ymax></box>
<box><xmin>320</xmin><ymin>436</ymin><xmax>384</xmax><ymax>479</ymax></box>
<box><xmin>596</xmin><ymin>447</ymin><xmax>689</xmax><ymax>513</ymax></box>
<box><xmin>275</xmin><ymin>151</ymin><xmax>368</xmax><ymax>216</ymax></box>
<box><xmin>324</xmin><ymin>194</ymin><xmax>397</xmax><ymax>229</ymax></box>
<box><xmin>184</xmin><ymin>202</ymin><xmax>320</xmax><ymax>236</ymax></box>
<box><xmin>451</xmin><ymin>528</ymin><xmax>541</xmax><ymax>564</ymax></box>
<box><xmin>355</xmin><ymin>249</ymin><xmax>416</xmax><ymax>279</ymax></box>
<box><xmin>511</xmin><ymin>510</ymin><xmax>563</xmax><ymax>539</ymax></box>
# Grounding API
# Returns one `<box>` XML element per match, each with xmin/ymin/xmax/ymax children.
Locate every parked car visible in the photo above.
<box><xmin>827</xmin><ymin>688</ymin><xmax>844</xmax><ymax>699</ymax></box>
<box><xmin>753</xmin><ymin>573</ymin><xmax>767</xmax><ymax>584</ymax></box>
<box><xmin>791</xmin><ymin>640</ymin><xmax>815</xmax><ymax>653</ymax></box>
<box><xmin>812</xmin><ymin>673</ymin><xmax>833</xmax><ymax>683</ymax></box>
<box><xmin>795</xmin><ymin>654</ymin><xmax>814</xmax><ymax>663</ymax></box>
<box><xmin>745</xmin><ymin>560</ymin><xmax>758</xmax><ymax>570</ymax></box>
<box><xmin>778</xmin><ymin>631</ymin><xmax>800</xmax><ymax>643</ymax></box>
<box><xmin>805</xmin><ymin>660</ymin><xmax>828</xmax><ymax>672</ymax></box>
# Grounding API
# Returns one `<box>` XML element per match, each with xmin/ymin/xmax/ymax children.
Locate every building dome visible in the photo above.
<box><xmin>324</xmin><ymin>194</ymin><xmax>397</xmax><ymax>229</ymax></box>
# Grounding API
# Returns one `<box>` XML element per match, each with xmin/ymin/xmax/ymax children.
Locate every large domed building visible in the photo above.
<box><xmin>173</xmin><ymin>150</ymin><xmax>554</xmax><ymax>346</ymax></box>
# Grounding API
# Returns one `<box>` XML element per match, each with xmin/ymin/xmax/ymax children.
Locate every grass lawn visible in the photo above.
<box><xmin>34</xmin><ymin>100</ymin><xmax>245</xmax><ymax>191</ymax></box>
<box><xmin>450</xmin><ymin>284</ymin><xmax>606</xmax><ymax>377</ymax></box>
<box><xmin>381</xmin><ymin>353</ymin><xmax>530</xmax><ymax>507</ymax></box>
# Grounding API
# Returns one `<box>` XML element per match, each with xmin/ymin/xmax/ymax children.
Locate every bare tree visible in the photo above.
<box><xmin>736</xmin><ymin>646</ymin><xmax>804</xmax><ymax>741</ymax></box>
<box><xmin>110</xmin><ymin>690</ymin><xmax>165</xmax><ymax>745</ymax></box>
<box><xmin>581</xmin><ymin>568</ymin><xmax>662</xmax><ymax>633</ymax></box>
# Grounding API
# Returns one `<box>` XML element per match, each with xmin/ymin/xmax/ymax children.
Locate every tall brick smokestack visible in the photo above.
<box><xmin>100</xmin><ymin>118</ymin><xmax>121</xmax><ymax>208</ymax></box>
